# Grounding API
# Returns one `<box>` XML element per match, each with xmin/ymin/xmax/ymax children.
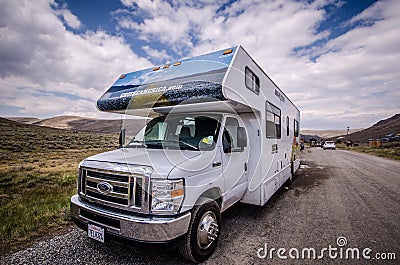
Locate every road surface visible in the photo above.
<box><xmin>2</xmin><ymin>148</ymin><xmax>399</xmax><ymax>264</ymax></box>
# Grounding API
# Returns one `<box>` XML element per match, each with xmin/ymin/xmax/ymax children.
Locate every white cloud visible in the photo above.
<box><xmin>285</xmin><ymin>0</ymin><xmax>400</xmax><ymax>129</ymax></box>
<box><xmin>142</xmin><ymin>45</ymin><xmax>173</xmax><ymax>63</ymax></box>
<box><xmin>1</xmin><ymin>0</ymin><xmax>399</xmax><ymax>129</ymax></box>
<box><xmin>348</xmin><ymin>0</ymin><xmax>385</xmax><ymax>26</ymax></box>
<box><xmin>117</xmin><ymin>0</ymin><xmax>225</xmax><ymax>54</ymax></box>
<box><xmin>0</xmin><ymin>0</ymin><xmax>151</xmax><ymax>119</ymax></box>
<box><xmin>56</xmin><ymin>8</ymin><xmax>82</xmax><ymax>29</ymax></box>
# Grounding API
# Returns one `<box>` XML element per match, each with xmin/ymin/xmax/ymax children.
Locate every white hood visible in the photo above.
<box><xmin>82</xmin><ymin>148</ymin><xmax>201</xmax><ymax>179</ymax></box>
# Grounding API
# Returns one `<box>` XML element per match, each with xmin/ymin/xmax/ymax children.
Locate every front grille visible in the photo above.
<box><xmin>80</xmin><ymin>168</ymin><xmax>145</xmax><ymax>210</ymax></box>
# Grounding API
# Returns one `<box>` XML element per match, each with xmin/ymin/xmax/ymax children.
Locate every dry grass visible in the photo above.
<box><xmin>0</xmin><ymin>118</ymin><xmax>118</xmax><ymax>252</ymax></box>
<box><xmin>338</xmin><ymin>142</ymin><xmax>400</xmax><ymax>160</ymax></box>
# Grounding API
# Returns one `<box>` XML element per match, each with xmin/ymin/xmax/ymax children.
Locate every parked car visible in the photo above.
<box><xmin>323</xmin><ymin>141</ymin><xmax>336</xmax><ymax>150</ymax></box>
<box><xmin>382</xmin><ymin>133</ymin><xmax>400</xmax><ymax>142</ymax></box>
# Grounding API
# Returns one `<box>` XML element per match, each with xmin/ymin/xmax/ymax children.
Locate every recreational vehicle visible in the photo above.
<box><xmin>70</xmin><ymin>46</ymin><xmax>300</xmax><ymax>262</ymax></box>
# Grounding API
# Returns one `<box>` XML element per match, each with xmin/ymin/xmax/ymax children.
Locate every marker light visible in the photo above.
<box><xmin>173</xmin><ymin>62</ymin><xmax>181</xmax><ymax>66</ymax></box>
<box><xmin>153</xmin><ymin>66</ymin><xmax>160</xmax><ymax>71</ymax></box>
<box><xmin>119</xmin><ymin>74</ymin><xmax>126</xmax><ymax>79</ymax></box>
<box><xmin>162</xmin><ymin>64</ymin><xmax>170</xmax><ymax>69</ymax></box>
<box><xmin>223</xmin><ymin>49</ymin><xmax>233</xmax><ymax>55</ymax></box>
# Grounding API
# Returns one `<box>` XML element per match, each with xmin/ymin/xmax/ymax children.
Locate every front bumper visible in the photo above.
<box><xmin>70</xmin><ymin>195</ymin><xmax>191</xmax><ymax>242</ymax></box>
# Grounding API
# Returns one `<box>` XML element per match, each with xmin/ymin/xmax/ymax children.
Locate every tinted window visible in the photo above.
<box><xmin>286</xmin><ymin>116</ymin><xmax>290</xmax><ymax>136</ymax></box>
<box><xmin>294</xmin><ymin>119</ymin><xmax>299</xmax><ymax>137</ymax></box>
<box><xmin>245</xmin><ymin>67</ymin><xmax>260</xmax><ymax>94</ymax></box>
<box><xmin>266</xmin><ymin>102</ymin><xmax>281</xmax><ymax>139</ymax></box>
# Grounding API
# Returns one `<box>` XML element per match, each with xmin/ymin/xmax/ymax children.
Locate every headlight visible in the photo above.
<box><xmin>151</xmin><ymin>179</ymin><xmax>184</xmax><ymax>214</ymax></box>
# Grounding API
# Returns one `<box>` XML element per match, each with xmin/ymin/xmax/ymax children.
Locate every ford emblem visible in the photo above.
<box><xmin>97</xmin><ymin>181</ymin><xmax>113</xmax><ymax>195</ymax></box>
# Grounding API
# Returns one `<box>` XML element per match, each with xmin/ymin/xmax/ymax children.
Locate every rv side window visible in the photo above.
<box><xmin>266</xmin><ymin>102</ymin><xmax>281</xmax><ymax>139</ymax></box>
<box><xmin>286</xmin><ymin>116</ymin><xmax>290</xmax><ymax>136</ymax></box>
<box><xmin>245</xmin><ymin>67</ymin><xmax>260</xmax><ymax>94</ymax></box>
<box><xmin>294</xmin><ymin>119</ymin><xmax>299</xmax><ymax>137</ymax></box>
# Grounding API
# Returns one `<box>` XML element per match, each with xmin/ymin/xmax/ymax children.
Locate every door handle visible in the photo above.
<box><xmin>212</xmin><ymin>162</ymin><xmax>221</xmax><ymax>167</ymax></box>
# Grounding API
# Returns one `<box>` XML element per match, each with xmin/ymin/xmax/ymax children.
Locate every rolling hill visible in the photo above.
<box><xmin>6</xmin><ymin>116</ymin><xmax>146</xmax><ymax>136</ymax></box>
<box><xmin>344</xmin><ymin>114</ymin><xmax>400</xmax><ymax>143</ymax></box>
<box><xmin>6</xmin><ymin>117</ymin><xmax>40</xmax><ymax>124</ymax></box>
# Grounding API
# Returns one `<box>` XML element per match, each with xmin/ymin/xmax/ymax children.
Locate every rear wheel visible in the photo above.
<box><xmin>179</xmin><ymin>198</ymin><xmax>221</xmax><ymax>263</ymax></box>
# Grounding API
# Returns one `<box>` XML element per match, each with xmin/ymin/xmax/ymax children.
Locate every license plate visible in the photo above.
<box><xmin>88</xmin><ymin>224</ymin><xmax>105</xmax><ymax>243</ymax></box>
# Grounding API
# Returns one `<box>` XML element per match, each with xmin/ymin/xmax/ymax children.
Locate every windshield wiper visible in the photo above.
<box><xmin>160</xmin><ymin>140</ymin><xmax>199</xmax><ymax>150</ymax></box>
<box><xmin>126</xmin><ymin>140</ymin><xmax>147</xmax><ymax>148</ymax></box>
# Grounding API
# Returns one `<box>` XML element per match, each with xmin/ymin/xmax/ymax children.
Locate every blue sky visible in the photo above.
<box><xmin>0</xmin><ymin>0</ymin><xmax>399</xmax><ymax>130</ymax></box>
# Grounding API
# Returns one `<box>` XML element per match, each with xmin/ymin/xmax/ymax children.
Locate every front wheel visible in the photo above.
<box><xmin>179</xmin><ymin>198</ymin><xmax>221</xmax><ymax>263</ymax></box>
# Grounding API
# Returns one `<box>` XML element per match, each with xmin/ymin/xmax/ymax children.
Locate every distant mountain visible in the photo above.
<box><xmin>32</xmin><ymin>116</ymin><xmax>90</xmax><ymax>129</ymax></box>
<box><xmin>300</xmin><ymin>134</ymin><xmax>322</xmax><ymax>142</ymax></box>
<box><xmin>5</xmin><ymin>115</ymin><xmax>146</xmax><ymax>136</ymax></box>
<box><xmin>6</xmin><ymin>117</ymin><xmax>40</xmax><ymax>124</ymax></box>
<box><xmin>344</xmin><ymin>114</ymin><xmax>400</xmax><ymax>143</ymax></box>
<box><xmin>301</xmin><ymin>129</ymin><xmax>363</xmax><ymax>139</ymax></box>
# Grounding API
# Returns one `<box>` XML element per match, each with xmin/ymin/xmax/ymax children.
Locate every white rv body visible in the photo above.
<box><xmin>223</xmin><ymin>47</ymin><xmax>301</xmax><ymax>206</ymax></box>
<box><xmin>70</xmin><ymin>46</ymin><xmax>300</xmax><ymax>262</ymax></box>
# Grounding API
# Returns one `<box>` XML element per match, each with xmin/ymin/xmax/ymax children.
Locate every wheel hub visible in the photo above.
<box><xmin>197</xmin><ymin>211</ymin><xmax>219</xmax><ymax>250</ymax></box>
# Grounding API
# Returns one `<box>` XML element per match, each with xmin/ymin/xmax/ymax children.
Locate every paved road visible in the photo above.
<box><xmin>2</xmin><ymin>148</ymin><xmax>399</xmax><ymax>264</ymax></box>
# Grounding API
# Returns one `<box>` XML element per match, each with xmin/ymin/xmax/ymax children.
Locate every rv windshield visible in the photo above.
<box><xmin>126</xmin><ymin>114</ymin><xmax>222</xmax><ymax>151</ymax></box>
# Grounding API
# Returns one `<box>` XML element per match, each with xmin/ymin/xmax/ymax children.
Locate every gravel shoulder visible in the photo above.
<box><xmin>2</xmin><ymin>148</ymin><xmax>399</xmax><ymax>264</ymax></box>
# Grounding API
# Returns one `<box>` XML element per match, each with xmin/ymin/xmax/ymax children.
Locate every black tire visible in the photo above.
<box><xmin>179</xmin><ymin>198</ymin><xmax>221</xmax><ymax>263</ymax></box>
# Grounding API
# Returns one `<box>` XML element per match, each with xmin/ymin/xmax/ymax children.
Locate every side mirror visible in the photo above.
<box><xmin>119</xmin><ymin>129</ymin><xmax>126</xmax><ymax>148</ymax></box>
<box><xmin>237</xmin><ymin>127</ymin><xmax>247</xmax><ymax>148</ymax></box>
